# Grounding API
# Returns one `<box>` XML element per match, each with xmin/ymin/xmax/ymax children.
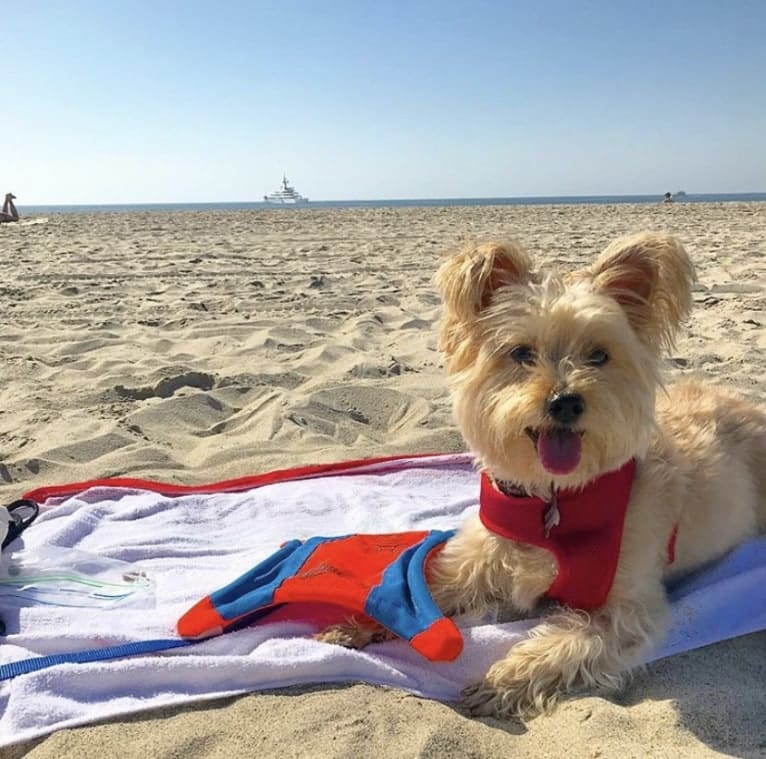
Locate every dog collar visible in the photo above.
<box><xmin>479</xmin><ymin>459</ymin><xmax>637</xmax><ymax>610</ymax></box>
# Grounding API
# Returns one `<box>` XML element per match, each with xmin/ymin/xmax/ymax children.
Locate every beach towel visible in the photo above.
<box><xmin>0</xmin><ymin>452</ymin><xmax>764</xmax><ymax>747</ymax></box>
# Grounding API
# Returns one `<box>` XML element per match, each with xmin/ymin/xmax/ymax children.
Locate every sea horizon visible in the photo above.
<box><xmin>18</xmin><ymin>191</ymin><xmax>766</xmax><ymax>216</ymax></box>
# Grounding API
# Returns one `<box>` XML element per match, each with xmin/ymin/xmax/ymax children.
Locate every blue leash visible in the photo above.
<box><xmin>0</xmin><ymin>638</ymin><xmax>193</xmax><ymax>681</ymax></box>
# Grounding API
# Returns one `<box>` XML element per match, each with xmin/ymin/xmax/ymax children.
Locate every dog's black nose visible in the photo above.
<box><xmin>546</xmin><ymin>393</ymin><xmax>585</xmax><ymax>425</ymax></box>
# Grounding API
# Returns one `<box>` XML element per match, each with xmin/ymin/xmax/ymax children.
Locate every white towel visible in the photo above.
<box><xmin>0</xmin><ymin>453</ymin><xmax>764</xmax><ymax>747</ymax></box>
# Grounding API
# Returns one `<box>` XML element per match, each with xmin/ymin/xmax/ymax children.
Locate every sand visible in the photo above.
<box><xmin>0</xmin><ymin>202</ymin><xmax>764</xmax><ymax>758</ymax></box>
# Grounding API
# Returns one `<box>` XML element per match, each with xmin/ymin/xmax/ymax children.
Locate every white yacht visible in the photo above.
<box><xmin>263</xmin><ymin>174</ymin><xmax>309</xmax><ymax>204</ymax></box>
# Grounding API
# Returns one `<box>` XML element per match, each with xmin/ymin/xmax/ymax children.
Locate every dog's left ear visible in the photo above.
<box><xmin>589</xmin><ymin>232</ymin><xmax>695</xmax><ymax>351</ymax></box>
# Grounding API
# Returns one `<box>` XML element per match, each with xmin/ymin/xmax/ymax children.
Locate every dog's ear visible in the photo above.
<box><xmin>589</xmin><ymin>232</ymin><xmax>695</xmax><ymax>350</ymax></box>
<box><xmin>434</xmin><ymin>241</ymin><xmax>533</xmax><ymax>322</ymax></box>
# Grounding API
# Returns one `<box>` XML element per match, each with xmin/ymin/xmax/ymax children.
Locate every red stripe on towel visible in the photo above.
<box><xmin>22</xmin><ymin>452</ymin><xmax>457</xmax><ymax>504</ymax></box>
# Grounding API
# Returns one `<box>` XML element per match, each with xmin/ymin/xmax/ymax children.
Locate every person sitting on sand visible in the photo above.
<box><xmin>1</xmin><ymin>193</ymin><xmax>19</xmax><ymax>222</ymax></box>
<box><xmin>663</xmin><ymin>192</ymin><xmax>674</xmax><ymax>204</ymax></box>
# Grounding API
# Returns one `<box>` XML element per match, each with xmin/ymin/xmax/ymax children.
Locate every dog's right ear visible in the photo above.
<box><xmin>434</xmin><ymin>241</ymin><xmax>533</xmax><ymax>322</ymax></box>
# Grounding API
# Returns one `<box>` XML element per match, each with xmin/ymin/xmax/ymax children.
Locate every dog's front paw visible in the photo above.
<box><xmin>461</xmin><ymin>680</ymin><xmax>511</xmax><ymax>718</ymax></box>
<box><xmin>314</xmin><ymin>623</ymin><xmax>391</xmax><ymax>650</ymax></box>
<box><xmin>461</xmin><ymin>659</ymin><xmax>555</xmax><ymax>719</ymax></box>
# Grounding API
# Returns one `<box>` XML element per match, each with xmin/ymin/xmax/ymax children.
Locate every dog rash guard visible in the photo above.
<box><xmin>479</xmin><ymin>459</ymin><xmax>638</xmax><ymax>610</ymax></box>
<box><xmin>178</xmin><ymin>530</ymin><xmax>463</xmax><ymax>662</ymax></box>
<box><xmin>178</xmin><ymin>459</ymin><xmax>643</xmax><ymax>661</ymax></box>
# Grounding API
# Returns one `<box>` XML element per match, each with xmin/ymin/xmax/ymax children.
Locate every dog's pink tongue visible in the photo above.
<box><xmin>537</xmin><ymin>429</ymin><xmax>582</xmax><ymax>474</ymax></box>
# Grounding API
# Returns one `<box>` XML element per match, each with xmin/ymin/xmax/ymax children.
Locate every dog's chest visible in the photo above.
<box><xmin>479</xmin><ymin>461</ymin><xmax>637</xmax><ymax>610</ymax></box>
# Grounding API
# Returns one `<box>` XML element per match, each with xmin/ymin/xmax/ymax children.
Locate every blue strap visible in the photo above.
<box><xmin>365</xmin><ymin>529</ymin><xmax>454</xmax><ymax>641</ymax></box>
<box><xmin>0</xmin><ymin>637</ymin><xmax>192</xmax><ymax>681</ymax></box>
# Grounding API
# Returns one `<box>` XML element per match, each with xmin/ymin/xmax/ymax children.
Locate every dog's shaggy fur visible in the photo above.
<box><xmin>318</xmin><ymin>232</ymin><xmax>766</xmax><ymax>718</ymax></box>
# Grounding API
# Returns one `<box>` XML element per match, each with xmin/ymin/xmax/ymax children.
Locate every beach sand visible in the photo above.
<box><xmin>1</xmin><ymin>202</ymin><xmax>764</xmax><ymax>758</ymax></box>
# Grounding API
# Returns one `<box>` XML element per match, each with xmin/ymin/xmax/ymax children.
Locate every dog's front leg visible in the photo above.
<box><xmin>462</xmin><ymin>585</ymin><xmax>669</xmax><ymax>718</ymax></box>
<box><xmin>428</xmin><ymin>518</ymin><xmax>548</xmax><ymax>619</ymax></box>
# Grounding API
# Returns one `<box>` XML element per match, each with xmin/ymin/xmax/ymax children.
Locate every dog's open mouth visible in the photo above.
<box><xmin>525</xmin><ymin>427</ymin><xmax>583</xmax><ymax>475</ymax></box>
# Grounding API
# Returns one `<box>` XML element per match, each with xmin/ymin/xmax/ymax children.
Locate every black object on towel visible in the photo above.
<box><xmin>0</xmin><ymin>499</ymin><xmax>40</xmax><ymax>636</ymax></box>
<box><xmin>2</xmin><ymin>499</ymin><xmax>39</xmax><ymax>550</ymax></box>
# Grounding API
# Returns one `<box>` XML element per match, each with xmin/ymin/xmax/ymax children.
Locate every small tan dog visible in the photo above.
<box><xmin>320</xmin><ymin>232</ymin><xmax>766</xmax><ymax>718</ymax></box>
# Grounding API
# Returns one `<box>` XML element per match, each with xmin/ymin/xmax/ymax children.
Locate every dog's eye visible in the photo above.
<box><xmin>586</xmin><ymin>348</ymin><xmax>609</xmax><ymax>366</ymax></box>
<box><xmin>510</xmin><ymin>345</ymin><xmax>536</xmax><ymax>365</ymax></box>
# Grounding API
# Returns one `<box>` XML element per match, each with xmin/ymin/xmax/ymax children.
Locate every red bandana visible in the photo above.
<box><xmin>478</xmin><ymin>459</ymin><xmax>637</xmax><ymax>610</ymax></box>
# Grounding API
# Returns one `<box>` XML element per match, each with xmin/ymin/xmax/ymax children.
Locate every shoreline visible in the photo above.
<box><xmin>17</xmin><ymin>193</ymin><xmax>766</xmax><ymax>216</ymax></box>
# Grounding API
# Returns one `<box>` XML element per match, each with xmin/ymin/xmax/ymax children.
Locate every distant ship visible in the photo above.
<box><xmin>675</xmin><ymin>190</ymin><xmax>687</xmax><ymax>197</ymax></box>
<box><xmin>263</xmin><ymin>174</ymin><xmax>309</xmax><ymax>204</ymax></box>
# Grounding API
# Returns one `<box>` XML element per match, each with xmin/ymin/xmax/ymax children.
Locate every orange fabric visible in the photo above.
<box><xmin>272</xmin><ymin>532</ymin><xmax>430</xmax><ymax>610</ymax></box>
<box><xmin>177</xmin><ymin>595</ymin><xmax>227</xmax><ymax>639</ymax></box>
<box><xmin>410</xmin><ymin>617</ymin><xmax>463</xmax><ymax>661</ymax></box>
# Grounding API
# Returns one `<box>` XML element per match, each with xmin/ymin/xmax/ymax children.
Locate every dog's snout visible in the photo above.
<box><xmin>546</xmin><ymin>393</ymin><xmax>585</xmax><ymax>425</ymax></box>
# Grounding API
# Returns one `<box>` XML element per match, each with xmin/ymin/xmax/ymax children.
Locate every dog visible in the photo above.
<box><xmin>318</xmin><ymin>232</ymin><xmax>766</xmax><ymax>718</ymax></box>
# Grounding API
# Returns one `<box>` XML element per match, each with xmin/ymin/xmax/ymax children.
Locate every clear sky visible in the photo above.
<box><xmin>5</xmin><ymin>1</ymin><xmax>765</xmax><ymax>204</ymax></box>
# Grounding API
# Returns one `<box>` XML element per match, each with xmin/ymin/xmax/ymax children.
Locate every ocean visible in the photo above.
<box><xmin>19</xmin><ymin>192</ymin><xmax>766</xmax><ymax>216</ymax></box>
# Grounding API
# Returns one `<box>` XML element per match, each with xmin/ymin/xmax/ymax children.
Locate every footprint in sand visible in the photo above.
<box><xmin>115</xmin><ymin>371</ymin><xmax>216</xmax><ymax>400</ymax></box>
<box><xmin>285</xmin><ymin>386</ymin><xmax>430</xmax><ymax>440</ymax></box>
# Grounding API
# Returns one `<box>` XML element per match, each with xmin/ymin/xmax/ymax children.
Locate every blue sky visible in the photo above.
<box><xmin>5</xmin><ymin>1</ymin><xmax>765</xmax><ymax>203</ymax></box>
